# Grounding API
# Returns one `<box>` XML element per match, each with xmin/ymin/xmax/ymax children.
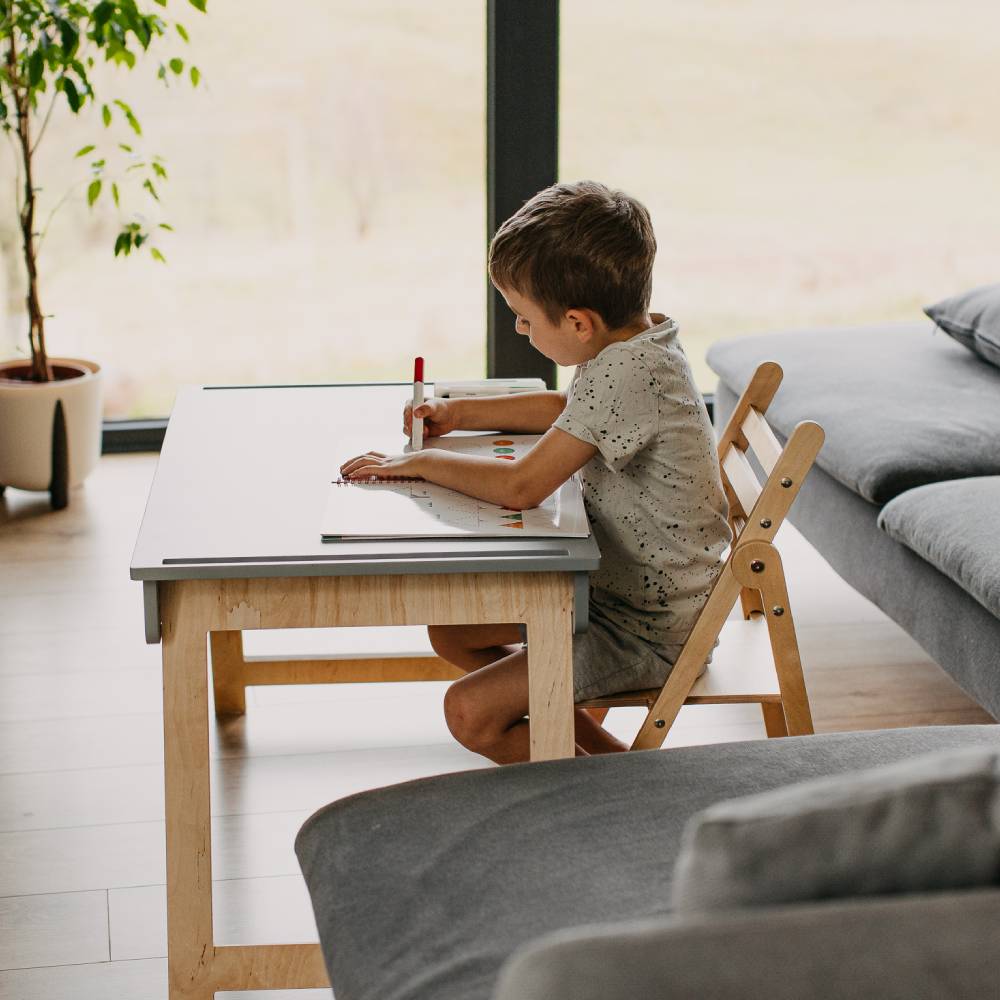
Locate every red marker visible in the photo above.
<box><xmin>410</xmin><ymin>356</ymin><xmax>425</xmax><ymax>451</ymax></box>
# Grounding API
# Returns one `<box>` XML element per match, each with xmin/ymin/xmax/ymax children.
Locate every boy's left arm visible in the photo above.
<box><xmin>340</xmin><ymin>428</ymin><xmax>596</xmax><ymax>510</ymax></box>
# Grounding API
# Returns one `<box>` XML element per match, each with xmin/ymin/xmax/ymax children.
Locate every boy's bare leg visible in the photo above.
<box><xmin>427</xmin><ymin>623</ymin><xmax>524</xmax><ymax>672</ymax></box>
<box><xmin>441</xmin><ymin>644</ymin><xmax>626</xmax><ymax>764</ymax></box>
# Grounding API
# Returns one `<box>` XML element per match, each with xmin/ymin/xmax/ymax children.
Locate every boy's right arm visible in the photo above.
<box><xmin>404</xmin><ymin>390</ymin><xmax>567</xmax><ymax>437</ymax></box>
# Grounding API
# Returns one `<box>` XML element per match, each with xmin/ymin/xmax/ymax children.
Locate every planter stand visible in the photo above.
<box><xmin>50</xmin><ymin>399</ymin><xmax>69</xmax><ymax>510</ymax></box>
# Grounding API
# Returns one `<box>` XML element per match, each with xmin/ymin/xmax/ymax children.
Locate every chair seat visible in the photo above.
<box><xmin>579</xmin><ymin>618</ymin><xmax>782</xmax><ymax>709</ymax></box>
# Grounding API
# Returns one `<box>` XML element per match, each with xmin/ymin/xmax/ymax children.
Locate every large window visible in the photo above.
<box><xmin>0</xmin><ymin>2</ymin><xmax>486</xmax><ymax>418</ymax></box>
<box><xmin>561</xmin><ymin>0</ymin><xmax>1000</xmax><ymax>389</ymax></box>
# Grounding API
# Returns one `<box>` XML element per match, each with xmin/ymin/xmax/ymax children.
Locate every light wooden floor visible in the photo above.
<box><xmin>0</xmin><ymin>454</ymin><xmax>992</xmax><ymax>999</ymax></box>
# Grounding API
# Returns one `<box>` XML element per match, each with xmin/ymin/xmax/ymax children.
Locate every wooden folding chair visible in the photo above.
<box><xmin>578</xmin><ymin>361</ymin><xmax>825</xmax><ymax>750</ymax></box>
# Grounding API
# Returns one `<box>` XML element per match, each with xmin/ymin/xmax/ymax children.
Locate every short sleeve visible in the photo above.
<box><xmin>553</xmin><ymin>349</ymin><xmax>658</xmax><ymax>472</ymax></box>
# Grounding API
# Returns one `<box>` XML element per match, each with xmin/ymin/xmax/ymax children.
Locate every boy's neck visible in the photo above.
<box><xmin>590</xmin><ymin>311</ymin><xmax>662</xmax><ymax>354</ymax></box>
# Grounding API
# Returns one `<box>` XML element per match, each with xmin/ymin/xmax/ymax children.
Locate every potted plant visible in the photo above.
<box><xmin>0</xmin><ymin>0</ymin><xmax>205</xmax><ymax>508</ymax></box>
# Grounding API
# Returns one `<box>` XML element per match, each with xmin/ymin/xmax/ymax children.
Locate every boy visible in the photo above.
<box><xmin>340</xmin><ymin>180</ymin><xmax>731</xmax><ymax>764</ymax></box>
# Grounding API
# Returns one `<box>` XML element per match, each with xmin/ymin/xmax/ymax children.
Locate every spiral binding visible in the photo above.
<box><xmin>333</xmin><ymin>476</ymin><xmax>422</xmax><ymax>485</ymax></box>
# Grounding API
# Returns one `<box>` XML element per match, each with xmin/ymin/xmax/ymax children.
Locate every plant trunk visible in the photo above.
<box><xmin>7</xmin><ymin>29</ymin><xmax>49</xmax><ymax>382</ymax></box>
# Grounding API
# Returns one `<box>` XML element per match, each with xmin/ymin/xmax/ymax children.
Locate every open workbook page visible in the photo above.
<box><xmin>321</xmin><ymin>433</ymin><xmax>589</xmax><ymax>540</ymax></box>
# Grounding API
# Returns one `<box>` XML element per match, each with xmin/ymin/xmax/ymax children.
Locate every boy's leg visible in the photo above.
<box><xmin>430</xmin><ymin>624</ymin><xmax>627</xmax><ymax>758</ymax></box>
<box><xmin>427</xmin><ymin>623</ymin><xmax>524</xmax><ymax>673</ymax></box>
<box><xmin>443</xmin><ymin>645</ymin><xmax>553</xmax><ymax>764</ymax></box>
<box><xmin>443</xmin><ymin>645</ymin><xmax>626</xmax><ymax>764</ymax></box>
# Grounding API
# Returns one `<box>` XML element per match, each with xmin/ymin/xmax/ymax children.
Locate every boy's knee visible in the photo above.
<box><xmin>443</xmin><ymin>682</ymin><xmax>492</xmax><ymax>753</ymax></box>
<box><xmin>427</xmin><ymin>624</ymin><xmax>462</xmax><ymax>659</ymax></box>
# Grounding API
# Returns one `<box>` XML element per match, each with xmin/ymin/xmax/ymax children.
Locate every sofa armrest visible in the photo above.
<box><xmin>493</xmin><ymin>889</ymin><xmax>1000</xmax><ymax>1000</ymax></box>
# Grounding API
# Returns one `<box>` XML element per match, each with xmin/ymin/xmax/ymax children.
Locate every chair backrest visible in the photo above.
<box><xmin>628</xmin><ymin>362</ymin><xmax>824</xmax><ymax>748</ymax></box>
<box><xmin>715</xmin><ymin>361</ymin><xmax>825</xmax><ymax>618</ymax></box>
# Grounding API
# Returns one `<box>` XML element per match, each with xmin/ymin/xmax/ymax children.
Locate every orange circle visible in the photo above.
<box><xmin>493</xmin><ymin>439</ymin><xmax>514</xmax><ymax>446</ymax></box>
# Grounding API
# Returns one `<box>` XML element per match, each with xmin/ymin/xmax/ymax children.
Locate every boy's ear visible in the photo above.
<box><xmin>564</xmin><ymin>307</ymin><xmax>601</xmax><ymax>343</ymax></box>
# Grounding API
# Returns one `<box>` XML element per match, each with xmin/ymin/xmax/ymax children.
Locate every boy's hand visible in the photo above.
<box><xmin>403</xmin><ymin>397</ymin><xmax>458</xmax><ymax>438</ymax></box>
<box><xmin>340</xmin><ymin>451</ymin><xmax>424</xmax><ymax>481</ymax></box>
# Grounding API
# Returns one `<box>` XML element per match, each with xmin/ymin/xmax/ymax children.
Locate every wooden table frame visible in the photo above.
<box><xmin>161</xmin><ymin>569</ymin><xmax>575</xmax><ymax>998</ymax></box>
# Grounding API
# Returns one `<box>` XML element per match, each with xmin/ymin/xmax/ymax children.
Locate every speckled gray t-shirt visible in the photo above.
<box><xmin>553</xmin><ymin>315</ymin><xmax>731</xmax><ymax>648</ymax></box>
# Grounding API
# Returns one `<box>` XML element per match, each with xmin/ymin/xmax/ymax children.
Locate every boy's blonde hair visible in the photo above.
<box><xmin>488</xmin><ymin>180</ymin><xmax>656</xmax><ymax>330</ymax></box>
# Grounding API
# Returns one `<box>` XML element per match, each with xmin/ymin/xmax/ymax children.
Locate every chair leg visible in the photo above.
<box><xmin>587</xmin><ymin>707</ymin><xmax>610</xmax><ymax>724</ymax></box>
<box><xmin>733</xmin><ymin>541</ymin><xmax>815</xmax><ymax>736</ymax></box>
<box><xmin>761</xmin><ymin>702</ymin><xmax>788</xmax><ymax>737</ymax></box>
<box><xmin>210</xmin><ymin>631</ymin><xmax>247</xmax><ymax>716</ymax></box>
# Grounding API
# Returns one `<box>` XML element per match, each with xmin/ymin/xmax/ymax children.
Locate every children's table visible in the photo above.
<box><xmin>130</xmin><ymin>383</ymin><xmax>598</xmax><ymax>999</ymax></box>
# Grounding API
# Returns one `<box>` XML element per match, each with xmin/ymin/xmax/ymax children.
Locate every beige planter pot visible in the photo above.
<box><xmin>0</xmin><ymin>358</ymin><xmax>103</xmax><ymax>505</ymax></box>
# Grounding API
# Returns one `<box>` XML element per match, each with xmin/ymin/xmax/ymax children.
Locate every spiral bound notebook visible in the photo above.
<box><xmin>321</xmin><ymin>434</ymin><xmax>590</xmax><ymax>540</ymax></box>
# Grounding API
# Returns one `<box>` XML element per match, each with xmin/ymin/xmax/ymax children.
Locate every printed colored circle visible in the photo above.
<box><xmin>493</xmin><ymin>447</ymin><xmax>515</xmax><ymax>454</ymax></box>
<box><xmin>493</xmin><ymin>439</ymin><xmax>514</xmax><ymax>446</ymax></box>
<box><xmin>494</xmin><ymin>454</ymin><xmax>515</xmax><ymax>460</ymax></box>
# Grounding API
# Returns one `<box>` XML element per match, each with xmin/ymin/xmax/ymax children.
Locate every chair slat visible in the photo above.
<box><xmin>722</xmin><ymin>445</ymin><xmax>762</xmax><ymax>517</ymax></box>
<box><xmin>741</xmin><ymin>406</ymin><xmax>783</xmax><ymax>475</ymax></box>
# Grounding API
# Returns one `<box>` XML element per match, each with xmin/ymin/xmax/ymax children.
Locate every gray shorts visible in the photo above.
<box><xmin>520</xmin><ymin>613</ymin><xmax>684</xmax><ymax>702</ymax></box>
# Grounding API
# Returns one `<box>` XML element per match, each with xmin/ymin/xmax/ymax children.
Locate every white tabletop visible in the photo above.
<box><xmin>131</xmin><ymin>383</ymin><xmax>600</xmax><ymax>582</ymax></box>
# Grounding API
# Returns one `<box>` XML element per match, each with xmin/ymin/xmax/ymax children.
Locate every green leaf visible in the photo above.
<box><xmin>189</xmin><ymin>65</ymin><xmax>200</xmax><ymax>87</ymax></box>
<box><xmin>169</xmin><ymin>57</ymin><xmax>184</xmax><ymax>74</ymax></box>
<box><xmin>91</xmin><ymin>158</ymin><xmax>106</xmax><ymax>170</ymax></box>
<box><xmin>58</xmin><ymin>19</ymin><xmax>80</xmax><ymax>58</ymax></box>
<box><xmin>94</xmin><ymin>2</ymin><xmax>115</xmax><ymax>30</ymax></box>
<box><xmin>62</xmin><ymin>77</ymin><xmax>81</xmax><ymax>113</ymax></box>
<box><xmin>114</xmin><ymin>232</ymin><xmax>129</xmax><ymax>256</ymax></box>
<box><xmin>111</xmin><ymin>182</ymin><xmax>120</xmax><ymax>207</ymax></box>
<box><xmin>75</xmin><ymin>144</ymin><xmax>96</xmax><ymax>158</ymax></box>
<box><xmin>28</xmin><ymin>50</ymin><xmax>44</xmax><ymax>88</ymax></box>
<box><xmin>102</xmin><ymin>103</ymin><xmax>111</xmax><ymax>127</ymax></box>
<box><xmin>150</xmin><ymin>247</ymin><xmax>166</xmax><ymax>263</ymax></box>
<box><xmin>176</xmin><ymin>24</ymin><xmax>189</xmax><ymax>42</ymax></box>
<box><xmin>157</xmin><ymin>64</ymin><xmax>167</xmax><ymax>81</ymax></box>
<box><xmin>158</xmin><ymin>222</ymin><xmax>174</xmax><ymax>231</ymax></box>
<box><xmin>87</xmin><ymin>179</ymin><xmax>102</xmax><ymax>206</ymax></box>
<box><xmin>114</xmin><ymin>100</ymin><xmax>142</xmax><ymax>135</ymax></box>
<box><xmin>143</xmin><ymin>179</ymin><xmax>160</xmax><ymax>201</ymax></box>
<box><xmin>188</xmin><ymin>0</ymin><xmax>208</xmax><ymax>12</ymax></box>
<box><xmin>152</xmin><ymin>161</ymin><xmax>167</xmax><ymax>179</ymax></box>
<box><xmin>118</xmin><ymin>142</ymin><xmax>134</xmax><ymax>153</ymax></box>
<box><xmin>153</xmin><ymin>0</ymin><xmax>167</xmax><ymax>6</ymax></box>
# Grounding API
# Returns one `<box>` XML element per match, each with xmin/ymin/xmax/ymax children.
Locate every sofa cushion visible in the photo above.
<box><xmin>294</xmin><ymin>726</ymin><xmax>1000</xmax><ymax>1000</ymax></box>
<box><xmin>878</xmin><ymin>476</ymin><xmax>1000</xmax><ymax>619</ymax></box>
<box><xmin>494</xmin><ymin>891</ymin><xmax>1000</xmax><ymax>1000</ymax></box>
<box><xmin>925</xmin><ymin>283</ymin><xmax>1000</xmax><ymax>370</ymax></box>
<box><xmin>706</xmin><ymin>323</ymin><xmax>1000</xmax><ymax>504</ymax></box>
<box><xmin>671</xmin><ymin>749</ymin><xmax>1000</xmax><ymax>913</ymax></box>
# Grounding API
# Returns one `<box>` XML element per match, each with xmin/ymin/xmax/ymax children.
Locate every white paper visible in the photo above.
<box><xmin>322</xmin><ymin>433</ymin><xmax>589</xmax><ymax>540</ymax></box>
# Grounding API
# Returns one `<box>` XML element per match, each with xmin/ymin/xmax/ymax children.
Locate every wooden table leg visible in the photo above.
<box><xmin>210</xmin><ymin>630</ymin><xmax>247</xmax><ymax>716</ymax></box>
<box><xmin>162</xmin><ymin>583</ymin><xmax>216</xmax><ymax>1000</ymax></box>
<box><xmin>523</xmin><ymin>576</ymin><xmax>576</xmax><ymax>761</ymax></box>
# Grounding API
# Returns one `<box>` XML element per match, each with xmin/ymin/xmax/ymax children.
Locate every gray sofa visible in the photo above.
<box><xmin>708</xmin><ymin>322</ymin><xmax>1000</xmax><ymax>720</ymax></box>
<box><xmin>295</xmin><ymin>725</ymin><xmax>1000</xmax><ymax>1000</ymax></box>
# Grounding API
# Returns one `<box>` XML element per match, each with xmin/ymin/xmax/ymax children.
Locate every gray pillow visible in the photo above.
<box><xmin>924</xmin><ymin>283</ymin><xmax>1000</xmax><ymax>368</ymax></box>
<box><xmin>671</xmin><ymin>749</ymin><xmax>1000</xmax><ymax>914</ymax></box>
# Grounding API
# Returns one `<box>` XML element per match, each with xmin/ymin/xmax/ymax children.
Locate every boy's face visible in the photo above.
<box><xmin>497</xmin><ymin>286</ymin><xmax>598</xmax><ymax>366</ymax></box>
